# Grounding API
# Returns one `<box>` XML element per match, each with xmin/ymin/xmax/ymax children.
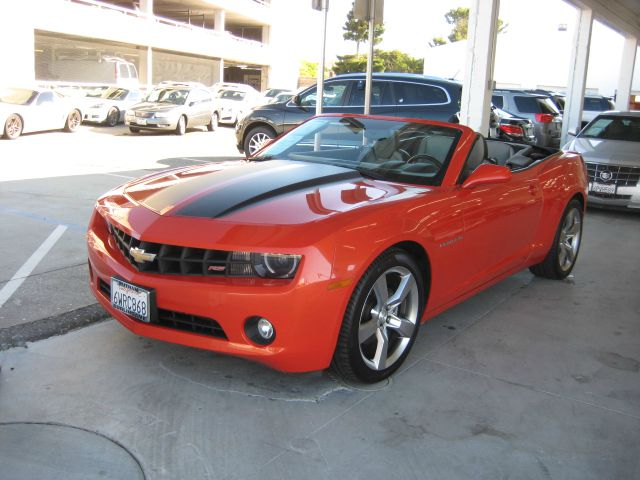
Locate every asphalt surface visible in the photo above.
<box><xmin>1</xmin><ymin>124</ymin><xmax>639</xmax><ymax>478</ymax></box>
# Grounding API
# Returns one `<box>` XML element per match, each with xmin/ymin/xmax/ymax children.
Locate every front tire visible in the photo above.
<box><xmin>207</xmin><ymin>112</ymin><xmax>218</xmax><ymax>132</ymax></box>
<box><xmin>64</xmin><ymin>109</ymin><xmax>82</xmax><ymax>132</ymax></box>
<box><xmin>129</xmin><ymin>126</ymin><xmax>140</xmax><ymax>133</ymax></box>
<box><xmin>106</xmin><ymin>107</ymin><xmax>119</xmax><ymax>127</ymax></box>
<box><xmin>243</xmin><ymin>126</ymin><xmax>275</xmax><ymax>157</ymax></box>
<box><xmin>331</xmin><ymin>248</ymin><xmax>424</xmax><ymax>383</ymax></box>
<box><xmin>3</xmin><ymin>114</ymin><xmax>23</xmax><ymax>139</ymax></box>
<box><xmin>530</xmin><ymin>198</ymin><xmax>583</xmax><ymax>279</ymax></box>
<box><xmin>175</xmin><ymin>115</ymin><xmax>186</xmax><ymax>136</ymax></box>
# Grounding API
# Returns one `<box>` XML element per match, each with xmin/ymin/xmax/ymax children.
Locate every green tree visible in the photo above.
<box><xmin>299</xmin><ymin>60</ymin><xmax>318</xmax><ymax>77</ymax></box>
<box><xmin>342</xmin><ymin>2</ymin><xmax>385</xmax><ymax>57</ymax></box>
<box><xmin>445</xmin><ymin>7</ymin><xmax>507</xmax><ymax>42</ymax></box>
<box><xmin>429</xmin><ymin>37</ymin><xmax>447</xmax><ymax>47</ymax></box>
<box><xmin>332</xmin><ymin>50</ymin><xmax>423</xmax><ymax>75</ymax></box>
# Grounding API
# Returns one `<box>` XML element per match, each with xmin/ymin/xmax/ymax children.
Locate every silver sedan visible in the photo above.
<box><xmin>564</xmin><ymin>111</ymin><xmax>640</xmax><ymax>210</ymax></box>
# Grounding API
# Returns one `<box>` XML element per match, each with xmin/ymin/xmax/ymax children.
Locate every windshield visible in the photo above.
<box><xmin>101</xmin><ymin>87</ymin><xmax>130</xmax><ymax>100</ymax></box>
<box><xmin>146</xmin><ymin>88</ymin><xmax>189</xmax><ymax>105</ymax></box>
<box><xmin>580</xmin><ymin>115</ymin><xmax>640</xmax><ymax>142</ymax></box>
<box><xmin>0</xmin><ymin>88</ymin><xmax>38</xmax><ymax>105</ymax></box>
<box><xmin>255</xmin><ymin>116</ymin><xmax>461</xmax><ymax>186</ymax></box>
<box><xmin>220</xmin><ymin>90</ymin><xmax>246</xmax><ymax>101</ymax></box>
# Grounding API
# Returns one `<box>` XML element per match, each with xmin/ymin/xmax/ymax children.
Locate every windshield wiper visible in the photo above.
<box><xmin>355</xmin><ymin>166</ymin><xmax>386</xmax><ymax>180</ymax></box>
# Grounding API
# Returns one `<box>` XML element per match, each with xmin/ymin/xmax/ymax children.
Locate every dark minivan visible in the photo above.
<box><xmin>235</xmin><ymin>72</ymin><xmax>462</xmax><ymax>155</ymax></box>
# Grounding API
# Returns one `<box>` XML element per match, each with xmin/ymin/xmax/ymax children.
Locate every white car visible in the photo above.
<box><xmin>82</xmin><ymin>87</ymin><xmax>143</xmax><ymax>127</ymax></box>
<box><xmin>213</xmin><ymin>86</ymin><xmax>261</xmax><ymax>125</ymax></box>
<box><xmin>1</xmin><ymin>87</ymin><xmax>83</xmax><ymax>140</ymax></box>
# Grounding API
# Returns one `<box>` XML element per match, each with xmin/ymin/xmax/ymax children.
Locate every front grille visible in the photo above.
<box><xmin>98</xmin><ymin>278</ymin><xmax>227</xmax><ymax>339</ymax></box>
<box><xmin>109</xmin><ymin>224</ymin><xmax>234</xmax><ymax>276</ymax></box>
<box><xmin>135</xmin><ymin>111</ymin><xmax>154</xmax><ymax>118</ymax></box>
<box><xmin>586</xmin><ymin>162</ymin><xmax>640</xmax><ymax>187</ymax></box>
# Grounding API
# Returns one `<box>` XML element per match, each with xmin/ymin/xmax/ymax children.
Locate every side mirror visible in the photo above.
<box><xmin>292</xmin><ymin>94</ymin><xmax>301</xmax><ymax>106</ymax></box>
<box><xmin>189</xmin><ymin>101</ymin><xmax>196</xmax><ymax>107</ymax></box>
<box><xmin>462</xmin><ymin>164</ymin><xmax>512</xmax><ymax>190</ymax></box>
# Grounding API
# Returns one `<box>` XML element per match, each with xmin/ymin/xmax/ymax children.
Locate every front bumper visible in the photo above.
<box><xmin>86</xmin><ymin>210</ymin><xmax>347</xmax><ymax>373</ymax></box>
<box><xmin>84</xmin><ymin>107</ymin><xmax>109</xmax><ymax>123</ymax></box>
<box><xmin>125</xmin><ymin>115</ymin><xmax>178</xmax><ymax>131</ymax></box>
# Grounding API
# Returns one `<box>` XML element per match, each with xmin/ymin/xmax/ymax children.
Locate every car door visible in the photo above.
<box><xmin>31</xmin><ymin>91</ymin><xmax>66</xmax><ymax>132</ymax></box>
<box><xmin>283</xmin><ymin>80</ymin><xmax>351</xmax><ymax>133</ymax></box>
<box><xmin>456</xmin><ymin>136</ymin><xmax>543</xmax><ymax>294</ymax></box>
<box><xmin>186</xmin><ymin>89</ymin><xmax>207</xmax><ymax>126</ymax></box>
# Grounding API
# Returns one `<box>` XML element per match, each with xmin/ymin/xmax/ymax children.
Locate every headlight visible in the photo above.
<box><xmin>228</xmin><ymin>252</ymin><xmax>301</xmax><ymax>279</ymax></box>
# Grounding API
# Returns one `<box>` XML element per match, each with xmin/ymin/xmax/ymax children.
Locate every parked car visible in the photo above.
<box><xmin>125</xmin><ymin>84</ymin><xmax>215</xmax><ymax>135</ymax></box>
<box><xmin>236</xmin><ymin>72</ymin><xmax>463</xmax><ymax>156</ymax></box>
<box><xmin>492</xmin><ymin>89</ymin><xmax>562</xmax><ymax>147</ymax></box>
<box><xmin>492</xmin><ymin>106</ymin><xmax>535</xmax><ymax>144</ymax></box>
<box><xmin>563</xmin><ymin>111</ymin><xmax>640</xmax><ymax>210</ymax></box>
<box><xmin>49</xmin><ymin>56</ymin><xmax>138</xmax><ymax>88</ymax></box>
<box><xmin>581</xmin><ymin>95</ymin><xmax>616</xmax><ymax>128</ymax></box>
<box><xmin>82</xmin><ymin>87</ymin><xmax>143</xmax><ymax>126</ymax></box>
<box><xmin>88</xmin><ymin>113</ymin><xmax>587</xmax><ymax>383</ymax></box>
<box><xmin>213</xmin><ymin>85</ymin><xmax>261</xmax><ymax>126</ymax></box>
<box><xmin>210</xmin><ymin>82</ymin><xmax>255</xmax><ymax>98</ymax></box>
<box><xmin>1</xmin><ymin>86</ymin><xmax>83</xmax><ymax>140</ymax></box>
<box><xmin>260</xmin><ymin>88</ymin><xmax>294</xmax><ymax>105</ymax></box>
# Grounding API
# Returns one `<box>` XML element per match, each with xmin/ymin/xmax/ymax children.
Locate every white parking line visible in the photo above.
<box><xmin>0</xmin><ymin>225</ymin><xmax>68</xmax><ymax>309</ymax></box>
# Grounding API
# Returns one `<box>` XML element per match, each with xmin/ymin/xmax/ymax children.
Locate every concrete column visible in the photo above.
<box><xmin>138</xmin><ymin>46</ymin><xmax>153</xmax><ymax>87</ymax></box>
<box><xmin>459</xmin><ymin>0</ymin><xmax>500</xmax><ymax>136</ymax></box>
<box><xmin>615</xmin><ymin>36</ymin><xmax>637</xmax><ymax>111</ymax></box>
<box><xmin>139</xmin><ymin>0</ymin><xmax>153</xmax><ymax>16</ymax></box>
<box><xmin>214</xmin><ymin>10</ymin><xmax>225</xmax><ymax>33</ymax></box>
<box><xmin>0</xmin><ymin>0</ymin><xmax>35</xmax><ymax>85</ymax></box>
<box><xmin>219</xmin><ymin>58</ymin><xmax>225</xmax><ymax>83</ymax></box>
<box><xmin>562</xmin><ymin>7</ymin><xmax>593</xmax><ymax>143</ymax></box>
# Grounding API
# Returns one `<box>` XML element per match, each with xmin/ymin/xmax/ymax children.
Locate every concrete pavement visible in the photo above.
<box><xmin>1</xmin><ymin>208</ymin><xmax>639</xmax><ymax>479</ymax></box>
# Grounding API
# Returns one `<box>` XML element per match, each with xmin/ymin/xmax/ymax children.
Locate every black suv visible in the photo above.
<box><xmin>235</xmin><ymin>72</ymin><xmax>462</xmax><ymax>155</ymax></box>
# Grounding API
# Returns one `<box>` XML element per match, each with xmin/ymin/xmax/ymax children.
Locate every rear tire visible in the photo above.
<box><xmin>331</xmin><ymin>248</ymin><xmax>424</xmax><ymax>383</ymax></box>
<box><xmin>530</xmin><ymin>198</ymin><xmax>583</xmax><ymax>279</ymax></box>
<box><xmin>64</xmin><ymin>109</ymin><xmax>82</xmax><ymax>132</ymax></box>
<box><xmin>3</xmin><ymin>114</ymin><xmax>23</xmax><ymax>139</ymax></box>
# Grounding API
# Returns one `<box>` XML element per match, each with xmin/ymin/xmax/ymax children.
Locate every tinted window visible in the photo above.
<box><xmin>492</xmin><ymin>95</ymin><xmax>504</xmax><ymax>109</ymax></box>
<box><xmin>514</xmin><ymin>96</ymin><xmax>558</xmax><ymax>114</ymax></box>
<box><xmin>298</xmin><ymin>81</ymin><xmax>349</xmax><ymax>107</ymax></box>
<box><xmin>394</xmin><ymin>82</ymin><xmax>449</xmax><ymax>105</ymax></box>
<box><xmin>348</xmin><ymin>80</ymin><xmax>393</xmax><ymax>106</ymax></box>
<box><xmin>584</xmin><ymin>97</ymin><xmax>607</xmax><ymax>111</ymax></box>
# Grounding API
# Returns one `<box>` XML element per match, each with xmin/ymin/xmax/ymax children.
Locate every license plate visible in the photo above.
<box><xmin>135</xmin><ymin>118</ymin><xmax>147</xmax><ymax>125</ymax></box>
<box><xmin>111</xmin><ymin>277</ymin><xmax>152</xmax><ymax>323</ymax></box>
<box><xmin>590</xmin><ymin>182</ymin><xmax>616</xmax><ymax>194</ymax></box>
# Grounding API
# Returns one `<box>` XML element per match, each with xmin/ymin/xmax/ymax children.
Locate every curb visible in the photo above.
<box><xmin>0</xmin><ymin>304</ymin><xmax>110</xmax><ymax>350</ymax></box>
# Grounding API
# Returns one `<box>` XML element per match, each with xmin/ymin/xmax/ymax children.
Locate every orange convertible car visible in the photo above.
<box><xmin>87</xmin><ymin>114</ymin><xmax>587</xmax><ymax>382</ymax></box>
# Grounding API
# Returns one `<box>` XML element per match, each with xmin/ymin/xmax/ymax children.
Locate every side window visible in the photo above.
<box><xmin>189</xmin><ymin>89</ymin><xmax>205</xmax><ymax>104</ymax></box>
<box><xmin>394</xmin><ymin>82</ymin><xmax>448</xmax><ymax>105</ymax></box>
<box><xmin>491</xmin><ymin>95</ymin><xmax>504</xmax><ymax>109</ymax></box>
<box><xmin>36</xmin><ymin>91</ymin><xmax>55</xmax><ymax>105</ymax></box>
<box><xmin>347</xmin><ymin>80</ymin><xmax>393</xmax><ymax>106</ymax></box>
<box><xmin>459</xmin><ymin>136</ymin><xmax>487</xmax><ymax>182</ymax></box>
<box><xmin>298</xmin><ymin>81</ymin><xmax>349</xmax><ymax>107</ymax></box>
<box><xmin>128</xmin><ymin>64</ymin><xmax>137</xmax><ymax>79</ymax></box>
<box><xmin>118</xmin><ymin>63</ymin><xmax>130</xmax><ymax>79</ymax></box>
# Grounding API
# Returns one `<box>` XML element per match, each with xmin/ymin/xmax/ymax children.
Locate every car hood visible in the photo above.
<box><xmin>119</xmin><ymin>159</ymin><xmax>427</xmax><ymax>224</ymax></box>
<box><xmin>566</xmin><ymin>137</ymin><xmax>640</xmax><ymax>167</ymax></box>
<box><xmin>129</xmin><ymin>102</ymin><xmax>180</xmax><ymax>113</ymax></box>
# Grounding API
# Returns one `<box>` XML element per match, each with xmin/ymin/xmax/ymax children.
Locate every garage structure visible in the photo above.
<box><xmin>460</xmin><ymin>0</ymin><xmax>640</xmax><ymax>144</ymax></box>
<box><xmin>0</xmin><ymin>0</ymin><xmax>302</xmax><ymax>91</ymax></box>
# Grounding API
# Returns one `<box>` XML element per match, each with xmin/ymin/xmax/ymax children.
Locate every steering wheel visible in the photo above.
<box><xmin>405</xmin><ymin>154</ymin><xmax>443</xmax><ymax>169</ymax></box>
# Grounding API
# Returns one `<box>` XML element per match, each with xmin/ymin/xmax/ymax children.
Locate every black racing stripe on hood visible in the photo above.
<box><xmin>174</xmin><ymin>162</ymin><xmax>362</xmax><ymax>218</ymax></box>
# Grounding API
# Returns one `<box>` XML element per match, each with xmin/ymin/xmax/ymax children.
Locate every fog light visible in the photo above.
<box><xmin>257</xmin><ymin>318</ymin><xmax>274</xmax><ymax>339</ymax></box>
<box><xmin>245</xmin><ymin>316</ymin><xmax>276</xmax><ymax>346</ymax></box>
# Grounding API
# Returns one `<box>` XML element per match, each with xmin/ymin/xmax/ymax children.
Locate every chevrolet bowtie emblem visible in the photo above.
<box><xmin>130</xmin><ymin>247</ymin><xmax>157</xmax><ymax>263</ymax></box>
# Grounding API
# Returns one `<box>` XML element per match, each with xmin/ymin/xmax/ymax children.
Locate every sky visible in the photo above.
<box><xmin>297</xmin><ymin>0</ymin><xmax>622</xmax><ymax>62</ymax></box>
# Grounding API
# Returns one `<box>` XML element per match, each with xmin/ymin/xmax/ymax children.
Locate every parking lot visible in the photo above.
<box><xmin>1</xmin><ymin>125</ymin><xmax>639</xmax><ymax>479</ymax></box>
